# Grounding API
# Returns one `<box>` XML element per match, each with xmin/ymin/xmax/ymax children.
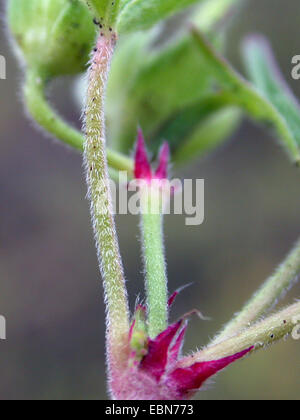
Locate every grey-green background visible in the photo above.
<box><xmin>0</xmin><ymin>0</ymin><xmax>299</xmax><ymax>400</ymax></box>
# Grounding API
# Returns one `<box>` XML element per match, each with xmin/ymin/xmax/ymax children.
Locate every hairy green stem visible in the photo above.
<box><xmin>84</xmin><ymin>33</ymin><xmax>129</xmax><ymax>373</ymax></box>
<box><xmin>24</xmin><ymin>69</ymin><xmax>133</xmax><ymax>174</ymax></box>
<box><xmin>180</xmin><ymin>301</ymin><xmax>300</xmax><ymax>366</ymax></box>
<box><xmin>140</xmin><ymin>187</ymin><xmax>168</xmax><ymax>338</ymax></box>
<box><xmin>212</xmin><ymin>238</ymin><xmax>300</xmax><ymax>345</ymax></box>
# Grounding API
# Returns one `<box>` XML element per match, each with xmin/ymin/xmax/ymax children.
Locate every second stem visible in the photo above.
<box><xmin>140</xmin><ymin>186</ymin><xmax>168</xmax><ymax>338</ymax></box>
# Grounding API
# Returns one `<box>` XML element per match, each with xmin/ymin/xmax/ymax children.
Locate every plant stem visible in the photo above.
<box><xmin>83</xmin><ymin>32</ymin><xmax>130</xmax><ymax>374</ymax></box>
<box><xmin>85</xmin><ymin>0</ymin><xmax>122</xmax><ymax>27</ymax></box>
<box><xmin>140</xmin><ymin>186</ymin><xmax>168</xmax><ymax>338</ymax></box>
<box><xmin>24</xmin><ymin>69</ymin><xmax>133</xmax><ymax>174</ymax></box>
<box><xmin>180</xmin><ymin>301</ymin><xmax>300</xmax><ymax>366</ymax></box>
<box><xmin>212</xmin><ymin>238</ymin><xmax>300</xmax><ymax>345</ymax></box>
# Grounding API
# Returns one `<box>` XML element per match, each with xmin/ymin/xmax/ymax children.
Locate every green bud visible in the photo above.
<box><xmin>7</xmin><ymin>0</ymin><xmax>96</xmax><ymax>78</ymax></box>
<box><xmin>129</xmin><ymin>305</ymin><xmax>148</xmax><ymax>362</ymax></box>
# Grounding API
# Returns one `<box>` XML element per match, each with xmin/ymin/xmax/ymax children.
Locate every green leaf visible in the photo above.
<box><xmin>117</xmin><ymin>0</ymin><xmax>204</xmax><ymax>34</ymax></box>
<box><xmin>148</xmin><ymin>95</ymin><xmax>240</xmax><ymax>164</ymax></box>
<box><xmin>110</xmin><ymin>0</ymin><xmax>246</xmax><ymax>154</ymax></box>
<box><xmin>108</xmin><ymin>36</ymin><xmax>216</xmax><ymax>153</ymax></box>
<box><xmin>174</xmin><ymin>106</ymin><xmax>240</xmax><ymax>164</ymax></box>
<box><xmin>242</xmin><ymin>35</ymin><xmax>300</xmax><ymax>153</ymax></box>
<box><xmin>105</xmin><ymin>1</ymin><xmax>245</xmax><ymax>159</ymax></box>
<box><xmin>131</xmin><ymin>37</ymin><xmax>213</xmax><ymax>128</ymax></box>
<box><xmin>191</xmin><ymin>28</ymin><xmax>300</xmax><ymax>163</ymax></box>
<box><xmin>111</xmin><ymin>33</ymin><xmax>221</xmax><ymax>153</ymax></box>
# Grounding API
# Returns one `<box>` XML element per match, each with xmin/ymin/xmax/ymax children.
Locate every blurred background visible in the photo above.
<box><xmin>0</xmin><ymin>0</ymin><xmax>300</xmax><ymax>400</ymax></box>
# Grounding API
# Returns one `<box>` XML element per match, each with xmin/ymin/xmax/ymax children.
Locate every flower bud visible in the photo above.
<box><xmin>7</xmin><ymin>0</ymin><xmax>96</xmax><ymax>78</ymax></box>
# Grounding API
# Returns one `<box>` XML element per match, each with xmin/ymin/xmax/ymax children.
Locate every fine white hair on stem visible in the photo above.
<box><xmin>82</xmin><ymin>32</ymin><xmax>130</xmax><ymax>389</ymax></box>
<box><xmin>181</xmin><ymin>301</ymin><xmax>300</xmax><ymax>367</ymax></box>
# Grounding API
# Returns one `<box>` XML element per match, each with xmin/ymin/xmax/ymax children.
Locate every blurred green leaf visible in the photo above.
<box><xmin>108</xmin><ymin>33</ymin><xmax>216</xmax><ymax>153</ymax></box>
<box><xmin>174</xmin><ymin>106</ymin><xmax>240</xmax><ymax>164</ymax></box>
<box><xmin>130</xmin><ymin>37</ymin><xmax>214</xmax><ymax>129</ymax></box>
<box><xmin>192</xmin><ymin>0</ymin><xmax>245</xmax><ymax>33</ymax></box>
<box><xmin>150</xmin><ymin>96</ymin><xmax>226</xmax><ymax>153</ymax></box>
<box><xmin>191</xmin><ymin>28</ymin><xmax>300</xmax><ymax>163</ymax></box>
<box><xmin>117</xmin><ymin>0</ymin><xmax>204</xmax><ymax>33</ymax></box>
<box><xmin>148</xmin><ymin>95</ymin><xmax>240</xmax><ymax>164</ymax></box>
<box><xmin>243</xmin><ymin>36</ymin><xmax>300</xmax><ymax>153</ymax></box>
<box><xmin>107</xmin><ymin>0</ymin><xmax>245</xmax><ymax>158</ymax></box>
